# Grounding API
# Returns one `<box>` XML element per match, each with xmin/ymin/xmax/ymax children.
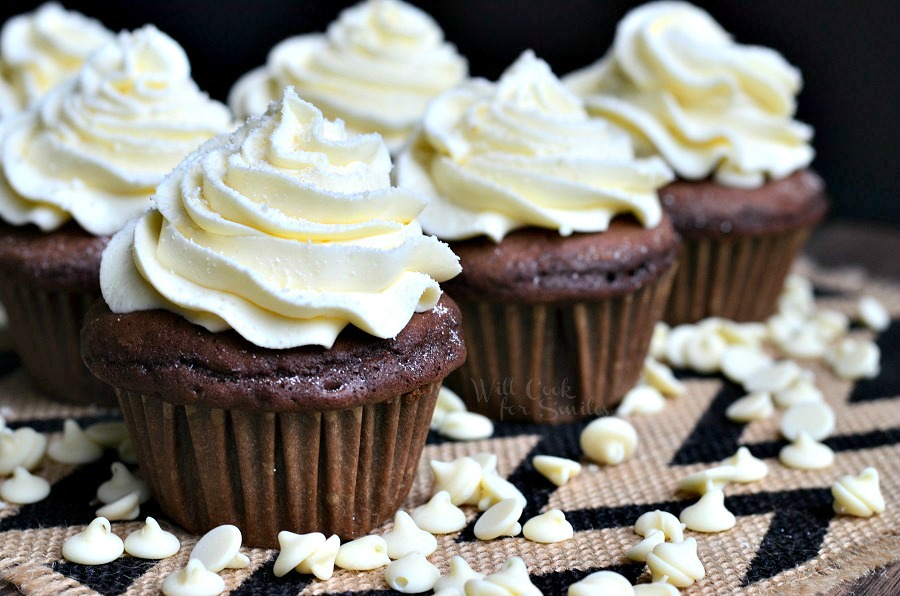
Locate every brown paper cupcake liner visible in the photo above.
<box><xmin>664</xmin><ymin>228</ymin><xmax>811</xmax><ymax>325</ymax></box>
<box><xmin>116</xmin><ymin>381</ymin><xmax>440</xmax><ymax>548</ymax></box>
<box><xmin>447</xmin><ymin>266</ymin><xmax>676</xmax><ymax>424</ymax></box>
<box><xmin>0</xmin><ymin>281</ymin><xmax>115</xmax><ymax>405</ymax></box>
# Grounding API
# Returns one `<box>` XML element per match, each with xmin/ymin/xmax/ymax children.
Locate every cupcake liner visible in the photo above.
<box><xmin>116</xmin><ymin>382</ymin><xmax>440</xmax><ymax>548</ymax></box>
<box><xmin>664</xmin><ymin>228</ymin><xmax>812</xmax><ymax>325</ymax></box>
<box><xmin>0</xmin><ymin>280</ymin><xmax>115</xmax><ymax>405</ymax></box>
<box><xmin>447</xmin><ymin>266</ymin><xmax>676</xmax><ymax>424</ymax></box>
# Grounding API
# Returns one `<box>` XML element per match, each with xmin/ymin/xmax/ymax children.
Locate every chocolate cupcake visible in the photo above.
<box><xmin>565</xmin><ymin>2</ymin><xmax>825</xmax><ymax>324</ymax></box>
<box><xmin>83</xmin><ymin>88</ymin><xmax>464</xmax><ymax>546</ymax></box>
<box><xmin>396</xmin><ymin>52</ymin><xmax>678</xmax><ymax>423</ymax></box>
<box><xmin>0</xmin><ymin>26</ymin><xmax>233</xmax><ymax>403</ymax></box>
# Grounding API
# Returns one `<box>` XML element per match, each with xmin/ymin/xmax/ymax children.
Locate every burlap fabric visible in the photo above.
<box><xmin>0</xmin><ymin>258</ymin><xmax>897</xmax><ymax>595</ymax></box>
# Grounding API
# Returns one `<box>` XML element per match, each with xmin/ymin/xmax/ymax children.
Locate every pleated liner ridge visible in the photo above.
<box><xmin>664</xmin><ymin>228</ymin><xmax>811</xmax><ymax>325</ymax></box>
<box><xmin>116</xmin><ymin>381</ymin><xmax>441</xmax><ymax>548</ymax></box>
<box><xmin>0</xmin><ymin>282</ymin><xmax>115</xmax><ymax>405</ymax></box>
<box><xmin>447</xmin><ymin>267</ymin><xmax>676</xmax><ymax>424</ymax></box>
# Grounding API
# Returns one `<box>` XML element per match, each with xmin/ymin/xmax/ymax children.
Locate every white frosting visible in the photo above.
<box><xmin>190</xmin><ymin>524</ymin><xmax>248</xmax><ymax>573</ymax></box>
<box><xmin>433</xmin><ymin>556</ymin><xmax>484</xmax><ymax>594</ymax></box>
<box><xmin>532</xmin><ymin>455</ymin><xmax>582</xmax><ymax>487</ymax></box>
<box><xmin>47</xmin><ymin>419</ymin><xmax>102</xmax><ymax>465</ymax></box>
<box><xmin>832</xmin><ymin>467</ymin><xmax>885</xmax><ymax>518</ymax></box>
<box><xmin>97</xmin><ymin>462</ymin><xmax>150</xmax><ymax>504</ymax></box>
<box><xmin>568</xmin><ymin>570</ymin><xmax>635</xmax><ymax>596</ymax></box>
<box><xmin>646</xmin><ymin>537</ymin><xmax>705</xmax><ymax>588</ymax></box>
<box><xmin>101</xmin><ymin>87</ymin><xmax>459</xmax><ymax>349</ymax></box>
<box><xmin>229</xmin><ymin>0</ymin><xmax>467</xmax><ymax>153</ymax></box>
<box><xmin>565</xmin><ymin>1</ymin><xmax>813</xmax><ymax>187</ymax></box>
<box><xmin>0</xmin><ymin>466</ymin><xmax>50</xmax><ymax>504</ymax></box>
<box><xmin>382</xmin><ymin>511</ymin><xmax>437</xmax><ymax>558</ymax></box>
<box><xmin>580</xmin><ymin>417</ymin><xmax>638</xmax><ymax>465</ymax></box>
<box><xmin>473</xmin><ymin>498</ymin><xmax>523</xmax><ymax>541</ymax></box>
<box><xmin>384</xmin><ymin>553</ymin><xmax>441</xmax><ymax>594</ymax></box>
<box><xmin>62</xmin><ymin>517</ymin><xmax>124</xmax><ymax>565</ymax></box>
<box><xmin>397</xmin><ymin>50</ymin><xmax>672</xmax><ymax>242</ymax></box>
<box><xmin>411</xmin><ymin>491</ymin><xmax>467</xmax><ymax>534</ymax></box>
<box><xmin>161</xmin><ymin>559</ymin><xmax>225</xmax><ymax>596</ymax></box>
<box><xmin>273</xmin><ymin>531</ymin><xmax>326</xmax><ymax>577</ymax></box>
<box><xmin>522</xmin><ymin>509</ymin><xmax>574</xmax><ymax>543</ymax></box>
<box><xmin>0</xmin><ymin>26</ymin><xmax>233</xmax><ymax>234</ymax></box>
<box><xmin>437</xmin><ymin>411</ymin><xmax>494</xmax><ymax>441</ymax></box>
<box><xmin>124</xmin><ymin>517</ymin><xmax>181</xmax><ymax>559</ymax></box>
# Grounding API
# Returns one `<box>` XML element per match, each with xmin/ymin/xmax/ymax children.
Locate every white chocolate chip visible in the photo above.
<box><xmin>617</xmin><ymin>386</ymin><xmax>666</xmax><ymax>417</ymax></box>
<box><xmin>810</xmin><ymin>309</ymin><xmax>850</xmax><ymax>341</ymax></box>
<box><xmin>117</xmin><ymin>438</ymin><xmax>139</xmax><ymax>464</ymax></box>
<box><xmin>62</xmin><ymin>517</ymin><xmax>124</xmax><ymax>565</ymax></box>
<box><xmin>477</xmin><ymin>471</ymin><xmax>526</xmax><ymax>512</ymax></box>
<box><xmin>473</xmin><ymin>498</ymin><xmax>523</xmax><ymax>540</ymax></box>
<box><xmin>273</xmin><ymin>531</ymin><xmax>326</xmax><ymax>577</ymax></box>
<box><xmin>0</xmin><ymin>466</ymin><xmax>50</xmax><ymax>504</ymax></box>
<box><xmin>743</xmin><ymin>360</ymin><xmax>803</xmax><ymax>394</ymax></box>
<box><xmin>432</xmin><ymin>386</ymin><xmax>468</xmax><ymax>430</ymax></box>
<box><xmin>532</xmin><ymin>455</ymin><xmax>582</xmax><ymax>487</ymax></box>
<box><xmin>650</xmin><ymin>322</ymin><xmax>669</xmax><ymax>361</ymax></box>
<box><xmin>678</xmin><ymin>466</ymin><xmax>738</xmax><ymax>494</ymax></box>
<box><xmin>664</xmin><ymin>324</ymin><xmax>698</xmax><ymax>368</ymax></box>
<box><xmin>832</xmin><ymin>467</ymin><xmax>885</xmax><ymax>518</ymax></box>
<box><xmin>382</xmin><ymin>511</ymin><xmax>437</xmax><ymax>559</ymax></box>
<box><xmin>438</xmin><ymin>411</ymin><xmax>494</xmax><ymax>441</ymax></box>
<box><xmin>568</xmin><ymin>570</ymin><xmax>635</xmax><ymax>595</ymax></box>
<box><xmin>725</xmin><ymin>392</ymin><xmax>774</xmax><ymax>423</ymax></box>
<box><xmin>161</xmin><ymin>559</ymin><xmax>225</xmax><ymax>596</ymax></box>
<box><xmin>296</xmin><ymin>534</ymin><xmax>340</xmax><ymax>580</ymax></box>
<box><xmin>634</xmin><ymin>510</ymin><xmax>683</xmax><ymax>542</ymax></box>
<box><xmin>124</xmin><ymin>517</ymin><xmax>181</xmax><ymax>559</ymax></box>
<box><xmin>471</xmin><ymin>452</ymin><xmax>498</xmax><ymax>475</ymax></box>
<box><xmin>858</xmin><ymin>296</ymin><xmax>890</xmax><ymax>331</ymax></box>
<box><xmin>679</xmin><ymin>489</ymin><xmax>736</xmax><ymax>533</ymax></box>
<box><xmin>827</xmin><ymin>338</ymin><xmax>881</xmax><ymax>380</ymax></box>
<box><xmin>384</xmin><ymin>553</ymin><xmax>440</xmax><ymax>594</ymax></box>
<box><xmin>335</xmin><ymin>535</ymin><xmax>391</xmax><ymax>571</ymax></box>
<box><xmin>718</xmin><ymin>321</ymin><xmax>767</xmax><ymax>347</ymax></box>
<box><xmin>684</xmin><ymin>328</ymin><xmax>727</xmax><ymax>373</ymax></box>
<box><xmin>642</xmin><ymin>358</ymin><xmax>685</xmax><ymax>397</ymax></box>
<box><xmin>84</xmin><ymin>421</ymin><xmax>129</xmax><ymax>449</ymax></box>
<box><xmin>633</xmin><ymin>579</ymin><xmax>680</xmax><ymax>595</ymax></box>
<box><xmin>720</xmin><ymin>447</ymin><xmax>768</xmax><ymax>483</ymax></box>
<box><xmin>97</xmin><ymin>462</ymin><xmax>150</xmax><ymax>504</ymax></box>
<box><xmin>411</xmin><ymin>491</ymin><xmax>467</xmax><ymax>535</ymax></box>
<box><xmin>48</xmin><ymin>419</ymin><xmax>103</xmax><ymax>465</ymax></box>
<box><xmin>773</xmin><ymin>377</ymin><xmax>823</xmax><ymax>408</ymax></box>
<box><xmin>431</xmin><ymin>457</ymin><xmax>482</xmax><ymax>506</ymax></box>
<box><xmin>522</xmin><ymin>509</ymin><xmax>573</xmax><ymax>543</ymax></box>
<box><xmin>190</xmin><ymin>524</ymin><xmax>248</xmax><ymax>572</ymax></box>
<box><xmin>433</xmin><ymin>556</ymin><xmax>484</xmax><ymax>594</ymax></box>
<box><xmin>775</xmin><ymin>326</ymin><xmax>829</xmax><ymax>359</ymax></box>
<box><xmin>780</xmin><ymin>402</ymin><xmax>835</xmax><ymax>441</ymax></box>
<box><xmin>581</xmin><ymin>417</ymin><xmax>637</xmax><ymax>465</ymax></box>
<box><xmin>778</xmin><ymin>275</ymin><xmax>815</xmax><ymax>316</ymax></box>
<box><xmin>767</xmin><ymin>311</ymin><xmax>806</xmax><ymax>346</ymax></box>
<box><xmin>779</xmin><ymin>432</ymin><xmax>835</xmax><ymax>470</ymax></box>
<box><xmin>464</xmin><ymin>557</ymin><xmax>541</xmax><ymax>595</ymax></box>
<box><xmin>96</xmin><ymin>490</ymin><xmax>140</xmax><ymax>521</ymax></box>
<box><xmin>720</xmin><ymin>347</ymin><xmax>773</xmax><ymax>384</ymax></box>
<box><xmin>646</xmin><ymin>537</ymin><xmax>705</xmax><ymax>588</ymax></box>
<box><xmin>625</xmin><ymin>529</ymin><xmax>666</xmax><ymax>562</ymax></box>
<box><xmin>0</xmin><ymin>427</ymin><xmax>47</xmax><ymax>475</ymax></box>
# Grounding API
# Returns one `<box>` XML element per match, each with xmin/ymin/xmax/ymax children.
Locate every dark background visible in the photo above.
<box><xmin>2</xmin><ymin>0</ymin><xmax>897</xmax><ymax>226</ymax></box>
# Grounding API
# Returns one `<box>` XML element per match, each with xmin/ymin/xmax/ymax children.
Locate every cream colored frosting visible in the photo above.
<box><xmin>397</xmin><ymin>50</ymin><xmax>672</xmax><ymax>242</ymax></box>
<box><xmin>0</xmin><ymin>3</ymin><xmax>113</xmax><ymax>117</ymax></box>
<box><xmin>565</xmin><ymin>1</ymin><xmax>813</xmax><ymax>188</ymax></box>
<box><xmin>229</xmin><ymin>0</ymin><xmax>466</xmax><ymax>153</ymax></box>
<box><xmin>0</xmin><ymin>25</ymin><xmax>233</xmax><ymax>235</ymax></box>
<box><xmin>101</xmin><ymin>87</ymin><xmax>459</xmax><ymax>349</ymax></box>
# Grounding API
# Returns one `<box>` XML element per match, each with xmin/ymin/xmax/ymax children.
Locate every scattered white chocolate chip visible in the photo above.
<box><xmin>471</xmin><ymin>452</ymin><xmax>498</xmax><ymax>475</ymax></box>
<box><xmin>718</xmin><ymin>321</ymin><xmax>767</xmax><ymax>347</ymax></box>
<box><xmin>190</xmin><ymin>524</ymin><xmax>248</xmax><ymax>572</ymax></box>
<box><xmin>97</xmin><ymin>462</ymin><xmax>150</xmax><ymax>504</ymax></box>
<box><xmin>646</xmin><ymin>537</ymin><xmax>705</xmax><ymax>588</ymax></box>
<box><xmin>580</xmin><ymin>417</ymin><xmax>638</xmax><ymax>466</ymax></box>
<box><xmin>411</xmin><ymin>491</ymin><xmax>467</xmax><ymax>534</ymax></box>
<box><xmin>625</xmin><ymin>529</ymin><xmax>666</xmax><ymax>562</ymax></box>
<box><xmin>84</xmin><ymin>421</ymin><xmax>129</xmax><ymax>449</ymax></box>
<box><xmin>767</xmin><ymin>311</ymin><xmax>806</xmax><ymax>346</ymax></box>
<box><xmin>678</xmin><ymin>466</ymin><xmax>738</xmax><ymax>494</ymax></box>
<box><xmin>684</xmin><ymin>328</ymin><xmax>727</xmax><ymax>373</ymax></box>
<box><xmin>827</xmin><ymin>338</ymin><xmax>881</xmax><ymax>380</ymax></box>
<box><xmin>642</xmin><ymin>359</ymin><xmax>685</xmax><ymax>397</ymax></box>
<box><xmin>477</xmin><ymin>469</ymin><xmax>527</xmax><ymax>511</ymax></box>
<box><xmin>433</xmin><ymin>556</ymin><xmax>484</xmax><ymax>594</ymax></box>
<box><xmin>617</xmin><ymin>386</ymin><xmax>667</xmax><ymax>416</ymax></box>
<box><xmin>776</xmin><ymin>326</ymin><xmax>829</xmax><ymax>359</ymax></box>
<box><xmin>465</xmin><ymin>557</ymin><xmax>541</xmax><ymax>596</ymax></box>
<box><xmin>773</xmin><ymin>377</ymin><xmax>823</xmax><ymax>408</ymax></box>
<box><xmin>0</xmin><ymin>466</ymin><xmax>50</xmax><ymax>504</ymax></box>
<box><xmin>832</xmin><ymin>467</ymin><xmax>885</xmax><ymax>518</ymax></box>
<box><xmin>532</xmin><ymin>455</ymin><xmax>582</xmax><ymax>487</ymax></box>
<box><xmin>664</xmin><ymin>324</ymin><xmax>697</xmax><ymax>368</ymax></box>
<box><xmin>633</xmin><ymin>579</ymin><xmax>680</xmax><ymax>595</ymax></box>
<box><xmin>382</xmin><ymin>511</ymin><xmax>437</xmax><ymax>559</ymax></box>
<box><xmin>438</xmin><ymin>411</ymin><xmax>494</xmax><ymax>441</ymax></box>
<box><xmin>720</xmin><ymin>347</ymin><xmax>773</xmax><ymax>384</ymax></box>
<box><xmin>48</xmin><ymin>419</ymin><xmax>103</xmax><ymax>465</ymax></box>
<box><xmin>62</xmin><ymin>517</ymin><xmax>124</xmax><ymax>565</ymax></box>
<box><xmin>522</xmin><ymin>509</ymin><xmax>573</xmax><ymax>543</ymax></box>
<box><xmin>473</xmin><ymin>498</ymin><xmax>523</xmax><ymax>541</ymax></box>
<box><xmin>124</xmin><ymin>517</ymin><xmax>181</xmax><ymax>559</ymax></box>
<box><xmin>780</xmin><ymin>402</ymin><xmax>836</xmax><ymax>441</ymax></box>
<box><xmin>296</xmin><ymin>534</ymin><xmax>340</xmax><ymax>580</ymax></box>
<box><xmin>679</xmin><ymin>489</ymin><xmax>736</xmax><ymax>533</ymax></box>
<box><xmin>778</xmin><ymin>275</ymin><xmax>815</xmax><ymax>316</ymax></box>
<box><xmin>725</xmin><ymin>392</ymin><xmax>774</xmax><ymax>423</ymax></box>
<box><xmin>779</xmin><ymin>432</ymin><xmax>835</xmax><ymax>470</ymax></box>
<box><xmin>743</xmin><ymin>360</ymin><xmax>803</xmax><ymax>394</ymax></box>
<box><xmin>568</xmin><ymin>570</ymin><xmax>635</xmax><ymax>595</ymax></box>
<box><xmin>634</xmin><ymin>510</ymin><xmax>684</xmax><ymax>542</ymax></box>
<box><xmin>858</xmin><ymin>296</ymin><xmax>890</xmax><ymax>331</ymax></box>
<box><xmin>720</xmin><ymin>447</ymin><xmax>769</xmax><ymax>483</ymax></box>
<box><xmin>650</xmin><ymin>322</ymin><xmax>669</xmax><ymax>361</ymax></box>
<box><xmin>96</xmin><ymin>490</ymin><xmax>140</xmax><ymax>521</ymax></box>
<box><xmin>810</xmin><ymin>309</ymin><xmax>850</xmax><ymax>342</ymax></box>
<box><xmin>117</xmin><ymin>438</ymin><xmax>139</xmax><ymax>464</ymax></box>
<box><xmin>0</xmin><ymin>427</ymin><xmax>47</xmax><ymax>475</ymax></box>
<box><xmin>161</xmin><ymin>559</ymin><xmax>225</xmax><ymax>596</ymax></box>
<box><xmin>432</xmin><ymin>386</ymin><xmax>468</xmax><ymax>430</ymax></box>
<box><xmin>335</xmin><ymin>535</ymin><xmax>391</xmax><ymax>571</ymax></box>
<box><xmin>384</xmin><ymin>553</ymin><xmax>440</xmax><ymax>594</ymax></box>
<box><xmin>273</xmin><ymin>531</ymin><xmax>326</xmax><ymax>577</ymax></box>
<box><xmin>431</xmin><ymin>457</ymin><xmax>482</xmax><ymax>506</ymax></box>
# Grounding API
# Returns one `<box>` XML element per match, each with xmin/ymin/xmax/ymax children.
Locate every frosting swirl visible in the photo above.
<box><xmin>0</xmin><ymin>3</ymin><xmax>114</xmax><ymax>118</ymax></box>
<box><xmin>0</xmin><ymin>26</ymin><xmax>234</xmax><ymax>235</ymax></box>
<box><xmin>101</xmin><ymin>87</ymin><xmax>461</xmax><ymax>349</ymax></box>
<box><xmin>564</xmin><ymin>2</ymin><xmax>813</xmax><ymax>188</ymax></box>
<box><xmin>228</xmin><ymin>0</ymin><xmax>467</xmax><ymax>153</ymax></box>
<box><xmin>396</xmin><ymin>51</ymin><xmax>673</xmax><ymax>242</ymax></box>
